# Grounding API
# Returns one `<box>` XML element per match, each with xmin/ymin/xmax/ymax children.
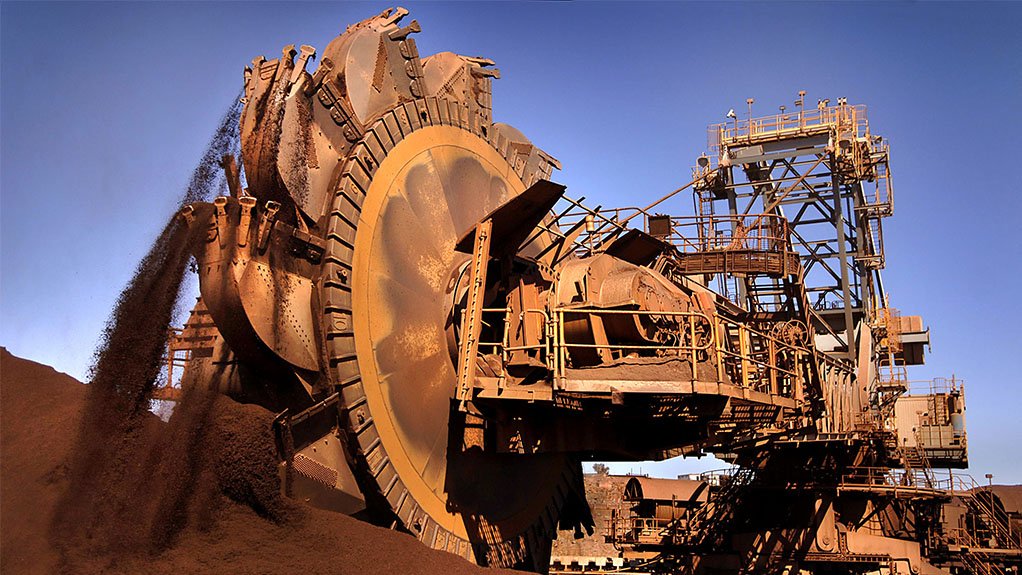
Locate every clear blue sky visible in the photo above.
<box><xmin>2</xmin><ymin>2</ymin><xmax>1020</xmax><ymax>481</ymax></box>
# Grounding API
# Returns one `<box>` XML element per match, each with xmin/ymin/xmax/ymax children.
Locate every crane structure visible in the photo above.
<box><xmin>159</xmin><ymin>8</ymin><xmax>1018</xmax><ymax>574</ymax></box>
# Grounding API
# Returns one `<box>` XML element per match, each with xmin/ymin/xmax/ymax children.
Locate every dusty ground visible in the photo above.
<box><xmin>0</xmin><ymin>348</ymin><xmax>520</xmax><ymax>575</ymax></box>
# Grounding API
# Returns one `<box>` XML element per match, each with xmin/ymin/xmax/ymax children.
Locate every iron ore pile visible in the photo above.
<box><xmin>0</xmin><ymin>347</ymin><xmax>515</xmax><ymax>575</ymax></box>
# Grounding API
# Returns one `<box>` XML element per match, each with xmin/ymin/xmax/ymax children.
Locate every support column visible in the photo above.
<box><xmin>831</xmin><ymin>158</ymin><xmax>856</xmax><ymax>362</ymax></box>
<box><xmin>725</xmin><ymin>178</ymin><xmax>749</xmax><ymax>306</ymax></box>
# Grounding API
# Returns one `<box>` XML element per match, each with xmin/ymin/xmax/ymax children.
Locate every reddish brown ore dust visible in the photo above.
<box><xmin>182</xmin><ymin>95</ymin><xmax>243</xmax><ymax>205</ymax></box>
<box><xmin>1</xmin><ymin>349</ymin><xmax>521</xmax><ymax>575</ymax></box>
<box><xmin>47</xmin><ymin>210</ymin><xmax>219</xmax><ymax>568</ymax></box>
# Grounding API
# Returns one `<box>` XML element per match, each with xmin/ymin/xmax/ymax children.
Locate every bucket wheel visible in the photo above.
<box><xmin>320</xmin><ymin>97</ymin><xmax>583</xmax><ymax>569</ymax></box>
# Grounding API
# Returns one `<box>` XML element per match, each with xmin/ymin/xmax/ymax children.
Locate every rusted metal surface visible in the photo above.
<box><xmin>155</xmin><ymin>298</ymin><xmax>217</xmax><ymax>402</ymax></box>
<box><xmin>578</xmin><ymin>99</ymin><xmax>1012</xmax><ymax>574</ymax></box>
<box><xmin>158</xmin><ymin>8</ymin><xmax>1014</xmax><ymax>575</ymax></box>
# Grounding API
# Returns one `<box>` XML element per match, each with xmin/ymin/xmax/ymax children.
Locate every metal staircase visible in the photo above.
<box><xmin>949</xmin><ymin>526</ymin><xmax>1012</xmax><ymax>575</ymax></box>
<box><xmin>899</xmin><ymin>430</ymin><xmax>937</xmax><ymax>488</ymax></box>
<box><xmin>962</xmin><ymin>489</ymin><xmax>1019</xmax><ymax>551</ymax></box>
<box><xmin>682</xmin><ymin>466</ymin><xmax>757</xmax><ymax>549</ymax></box>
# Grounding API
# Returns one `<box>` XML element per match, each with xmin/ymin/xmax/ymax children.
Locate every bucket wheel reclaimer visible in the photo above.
<box><xmin>176</xmin><ymin>7</ymin><xmax>818</xmax><ymax>571</ymax></box>
<box><xmin>179</xmin><ymin>8</ymin><xmax>585</xmax><ymax>570</ymax></box>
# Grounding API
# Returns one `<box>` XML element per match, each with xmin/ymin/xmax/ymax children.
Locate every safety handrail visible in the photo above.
<box><xmin>876</xmin><ymin>364</ymin><xmax>908</xmax><ymax>390</ymax></box>
<box><xmin>709</xmin><ymin>104</ymin><xmax>869</xmax><ymax>153</ymax></box>
<box><xmin>841</xmin><ymin>467</ymin><xmax>1019</xmax><ymax>547</ymax></box>
<box><xmin>665</xmin><ymin>214</ymin><xmax>794</xmax><ymax>255</ymax></box>
<box><xmin>553</xmin><ymin>308</ymin><xmax>810</xmax><ymax>400</ymax></box>
<box><xmin>554</xmin><ymin>310</ymin><xmax>714</xmax><ymax>382</ymax></box>
<box><xmin>474</xmin><ymin>303</ymin><xmax>815</xmax><ymax>404</ymax></box>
